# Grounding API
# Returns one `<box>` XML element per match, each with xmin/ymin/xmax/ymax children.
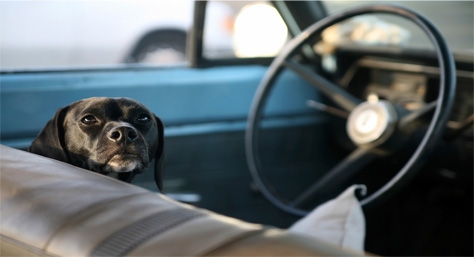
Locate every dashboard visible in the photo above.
<box><xmin>335</xmin><ymin>50</ymin><xmax>473</xmax><ymax>166</ymax></box>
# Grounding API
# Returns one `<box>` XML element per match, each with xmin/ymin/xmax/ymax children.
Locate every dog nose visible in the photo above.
<box><xmin>107</xmin><ymin>126</ymin><xmax>138</xmax><ymax>143</ymax></box>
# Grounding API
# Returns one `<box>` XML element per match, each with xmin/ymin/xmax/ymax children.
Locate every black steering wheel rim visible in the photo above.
<box><xmin>245</xmin><ymin>4</ymin><xmax>456</xmax><ymax>216</ymax></box>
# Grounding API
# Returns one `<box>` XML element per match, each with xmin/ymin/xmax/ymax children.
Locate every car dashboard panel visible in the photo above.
<box><xmin>336</xmin><ymin>50</ymin><xmax>473</xmax><ymax>159</ymax></box>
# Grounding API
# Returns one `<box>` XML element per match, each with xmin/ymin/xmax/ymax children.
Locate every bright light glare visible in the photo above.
<box><xmin>233</xmin><ymin>3</ymin><xmax>288</xmax><ymax>58</ymax></box>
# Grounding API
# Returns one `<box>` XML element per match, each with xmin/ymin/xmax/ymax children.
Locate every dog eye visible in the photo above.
<box><xmin>81</xmin><ymin>115</ymin><xmax>98</xmax><ymax>125</ymax></box>
<box><xmin>136</xmin><ymin>113</ymin><xmax>151</xmax><ymax>123</ymax></box>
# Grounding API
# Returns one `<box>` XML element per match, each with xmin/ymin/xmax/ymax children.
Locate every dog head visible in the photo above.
<box><xmin>29</xmin><ymin>97</ymin><xmax>165</xmax><ymax>191</ymax></box>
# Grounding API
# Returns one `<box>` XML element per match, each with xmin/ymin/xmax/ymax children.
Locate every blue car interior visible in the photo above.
<box><xmin>1</xmin><ymin>1</ymin><xmax>472</xmax><ymax>256</ymax></box>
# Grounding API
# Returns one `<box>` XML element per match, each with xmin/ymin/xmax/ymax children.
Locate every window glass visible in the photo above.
<box><xmin>322</xmin><ymin>1</ymin><xmax>473</xmax><ymax>55</ymax></box>
<box><xmin>0</xmin><ymin>0</ymin><xmax>195</xmax><ymax>70</ymax></box>
<box><xmin>203</xmin><ymin>1</ymin><xmax>289</xmax><ymax>59</ymax></box>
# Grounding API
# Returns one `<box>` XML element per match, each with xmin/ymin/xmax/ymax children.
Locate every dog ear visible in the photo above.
<box><xmin>28</xmin><ymin>106</ymin><xmax>70</xmax><ymax>163</ymax></box>
<box><xmin>153</xmin><ymin>115</ymin><xmax>165</xmax><ymax>192</ymax></box>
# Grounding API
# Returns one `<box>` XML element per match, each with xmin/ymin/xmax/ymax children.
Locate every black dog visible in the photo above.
<box><xmin>29</xmin><ymin>97</ymin><xmax>165</xmax><ymax>191</ymax></box>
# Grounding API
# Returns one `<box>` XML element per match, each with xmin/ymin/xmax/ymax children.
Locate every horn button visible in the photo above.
<box><xmin>347</xmin><ymin>100</ymin><xmax>397</xmax><ymax>146</ymax></box>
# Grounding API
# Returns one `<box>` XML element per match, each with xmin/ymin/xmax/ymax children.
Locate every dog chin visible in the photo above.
<box><xmin>104</xmin><ymin>154</ymin><xmax>145</xmax><ymax>173</ymax></box>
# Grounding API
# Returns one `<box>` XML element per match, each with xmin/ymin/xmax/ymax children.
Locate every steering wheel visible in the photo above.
<box><xmin>245</xmin><ymin>5</ymin><xmax>456</xmax><ymax>216</ymax></box>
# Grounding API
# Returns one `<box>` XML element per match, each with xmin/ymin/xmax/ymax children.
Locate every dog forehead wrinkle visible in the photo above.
<box><xmin>76</xmin><ymin>100</ymin><xmax>125</xmax><ymax>122</ymax></box>
<box><xmin>118</xmin><ymin>99</ymin><xmax>147</xmax><ymax>114</ymax></box>
<box><xmin>101</xmin><ymin>99</ymin><xmax>125</xmax><ymax>120</ymax></box>
<box><xmin>106</xmin><ymin>98</ymin><xmax>148</xmax><ymax>120</ymax></box>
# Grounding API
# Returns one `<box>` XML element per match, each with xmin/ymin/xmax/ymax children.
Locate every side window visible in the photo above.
<box><xmin>0</xmin><ymin>1</ymin><xmax>194</xmax><ymax>71</ymax></box>
<box><xmin>202</xmin><ymin>1</ymin><xmax>289</xmax><ymax>60</ymax></box>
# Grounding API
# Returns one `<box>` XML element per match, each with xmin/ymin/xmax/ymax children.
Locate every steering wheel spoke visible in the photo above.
<box><xmin>306</xmin><ymin>100</ymin><xmax>349</xmax><ymax>118</ymax></box>
<box><xmin>283</xmin><ymin>59</ymin><xmax>362</xmax><ymax>112</ymax></box>
<box><xmin>290</xmin><ymin>147</ymin><xmax>377</xmax><ymax>208</ymax></box>
<box><xmin>398</xmin><ymin>101</ymin><xmax>437</xmax><ymax>130</ymax></box>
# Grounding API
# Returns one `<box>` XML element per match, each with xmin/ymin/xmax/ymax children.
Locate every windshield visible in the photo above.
<box><xmin>1</xmin><ymin>1</ymin><xmax>471</xmax><ymax>71</ymax></box>
<box><xmin>322</xmin><ymin>1</ymin><xmax>473</xmax><ymax>56</ymax></box>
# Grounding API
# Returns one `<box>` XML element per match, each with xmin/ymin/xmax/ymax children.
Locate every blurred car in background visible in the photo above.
<box><xmin>0</xmin><ymin>0</ymin><xmax>236</xmax><ymax>69</ymax></box>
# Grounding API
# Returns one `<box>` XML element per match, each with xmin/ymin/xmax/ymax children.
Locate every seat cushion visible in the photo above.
<box><xmin>0</xmin><ymin>145</ymin><xmax>366</xmax><ymax>256</ymax></box>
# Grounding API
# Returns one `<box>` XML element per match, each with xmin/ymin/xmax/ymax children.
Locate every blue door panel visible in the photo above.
<box><xmin>1</xmin><ymin>65</ymin><xmax>322</xmax><ymax>148</ymax></box>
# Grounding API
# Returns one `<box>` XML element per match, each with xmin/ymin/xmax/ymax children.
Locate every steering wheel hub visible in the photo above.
<box><xmin>347</xmin><ymin>101</ymin><xmax>397</xmax><ymax>145</ymax></box>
